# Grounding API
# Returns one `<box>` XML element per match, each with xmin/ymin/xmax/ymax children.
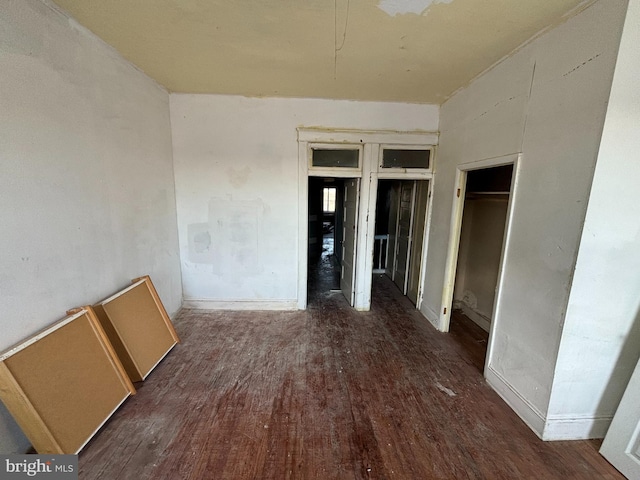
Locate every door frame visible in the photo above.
<box><xmin>297</xmin><ymin>128</ymin><xmax>437</xmax><ymax>310</ymax></box>
<box><xmin>600</xmin><ymin>357</ymin><xmax>640</xmax><ymax>478</ymax></box>
<box><xmin>366</xmin><ymin>174</ymin><xmax>433</xmax><ymax>310</ymax></box>
<box><xmin>439</xmin><ymin>153</ymin><xmax>520</xmax><ymax>371</ymax></box>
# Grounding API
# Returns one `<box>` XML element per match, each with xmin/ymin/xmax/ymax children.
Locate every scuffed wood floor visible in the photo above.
<box><xmin>79</xmin><ymin>276</ymin><xmax>622</xmax><ymax>479</ymax></box>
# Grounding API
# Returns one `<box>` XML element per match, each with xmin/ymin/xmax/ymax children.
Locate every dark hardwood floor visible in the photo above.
<box><xmin>78</xmin><ymin>271</ymin><xmax>622</xmax><ymax>479</ymax></box>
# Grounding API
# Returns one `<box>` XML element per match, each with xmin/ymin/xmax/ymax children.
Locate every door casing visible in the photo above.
<box><xmin>298</xmin><ymin>128</ymin><xmax>437</xmax><ymax>311</ymax></box>
<box><xmin>600</xmin><ymin>357</ymin><xmax>640</xmax><ymax>478</ymax></box>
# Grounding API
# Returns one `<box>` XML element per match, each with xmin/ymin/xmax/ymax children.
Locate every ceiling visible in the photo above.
<box><xmin>50</xmin><ymin>0</ymin><xmax>592</xmax><ymax>104</ymax></box>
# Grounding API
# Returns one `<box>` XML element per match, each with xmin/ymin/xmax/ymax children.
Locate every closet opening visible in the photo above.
<box><xmin>450</xmin><ymin>164</ymin><xmax>513</xmax><ymax>370</ymax></box>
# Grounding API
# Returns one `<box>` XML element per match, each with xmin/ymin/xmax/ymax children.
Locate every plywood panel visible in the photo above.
<box><xmin>94</xmin><ymin>276</ymin><xmax>179</xmax><ymax>382</ymax></box>
<box><xmin>0</xmin><ymin>309</ymin><xmax>135</xmax><ymax>454</ymax></box>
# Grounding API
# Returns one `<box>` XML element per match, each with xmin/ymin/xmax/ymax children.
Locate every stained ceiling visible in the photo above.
<box><xmin>50</xmin><ymin>0</ymin><xmax>593</xmax><ymax>104</ymax></box>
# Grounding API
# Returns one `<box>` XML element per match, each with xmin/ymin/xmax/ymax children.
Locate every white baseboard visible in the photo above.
<box><xmin>483</xmin><ymin>366</ymin><xmax>613</xmax><ymax>441</ymax></box>
<box><xmin>485</xmin><ymin>365</ymin><xmax>546</xmax><ymax>439</ymax></box>
<box><xmin>457</xmin><ymin>304</ymin><xmax>491</xmax><ymax>333</ymax></box>
<box><xmin>542</xmin><ymin>414</ymin><xmax>613</xmax><ymax>440</ymax></box>
<box><xmin>420</xmin><ymin>303</ymin><xmax>441</xmax><ymax>331</ymax></box>
<box><xmin>183</xmin><ymin>298</ymin><xmax>298</xmax><ymax>311</ymax></box>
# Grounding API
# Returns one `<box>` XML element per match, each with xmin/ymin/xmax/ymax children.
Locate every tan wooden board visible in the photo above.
<box><xmin>0</xmin><ymin>309</ymin><xmax>135</xmax><ymax>454</ymax></box>
<box><xmin>94</xmin><ymin>276</ymin><xmax>179</xmax><ymax>382</ymax></box>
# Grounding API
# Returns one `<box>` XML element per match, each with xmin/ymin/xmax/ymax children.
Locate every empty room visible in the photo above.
<box><xmin>1</xmin><ymin>0</ymin><xmax>639</xmax><ymax>478</ymax></box>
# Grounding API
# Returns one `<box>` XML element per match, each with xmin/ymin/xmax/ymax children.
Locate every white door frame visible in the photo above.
<box><xmin>600</xmin><ymin>357</ymin><xmax>640</xmax><ymax>478</ymax></box>
<box><xmin>439</xmin><ymin>153</ymin><xmax>521</xmax><ymax>369</ymax></box>
<box><xmin>297</xmin><ymin>128</ymin><xmax>437</xmax><ymax>311</ymax></box>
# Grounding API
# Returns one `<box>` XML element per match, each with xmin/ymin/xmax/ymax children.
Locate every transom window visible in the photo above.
<box><xmin>381</xmin><ymin>149</ymin><xmax>431</xmax><ymax>169</ymax></box>
<box><xmin>311</xmin><ymin>148</ymin><xmax>359</xmax><ymax>168</ymax></box>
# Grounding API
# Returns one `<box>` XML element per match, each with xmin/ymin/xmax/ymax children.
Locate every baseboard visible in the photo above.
<box><xmin>183</xmin><ymin>299</ymin><xmax>298</xmax><ymax>311</ymax></box>
<box><xmin>542</xmin><ymin>414</ymin><xmax>613</xmax><ymax>440</ymax></box>
<box><xmin>484</xmin><ymin>366</ymin><xmax>613</xmax><ymax>441</ymax></box>
<box><xmin>420</xmin><ymin>303</ymin><xmax>441</xmax><ymax>331</ymax></box>
<box><xmin>457</xmin><ymin>304</ymin><xmax>491</xmax><ymax>333</ymax></box>
<box><xmin>485</xmin><ymin>365</ymin><xmax>546</xmax><ymax>439</ymax></box>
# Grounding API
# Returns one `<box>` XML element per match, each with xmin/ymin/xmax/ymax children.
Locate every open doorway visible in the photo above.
<box><xmin>297</xmin><ymin>128</ymin><xmax>436</xmax><ymax>311</ymax></box>
<box><xmin>374</xmin><ymin>179</ymin><xmax>430</xmax><ymax>307</ymax></box>
<box><xmin>307</xmin><ymin>177</ymin><xmax>359</xmax><ymax>306</ymax></box>
<box><xmin>308</xmin><ymin>177</ymin><xmax>341</xmax><ymax>302</ymax></box>
<box><xmin>449</xmin><ymin>164</ymin><xmax>513</xmax><ymax>369</ymax></box>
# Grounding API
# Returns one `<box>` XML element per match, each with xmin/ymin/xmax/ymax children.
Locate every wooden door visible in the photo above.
<box><xmin>407</xmin><ymin>181</ymin><xmax>428</xmax><ymax>305</ymax></box>
<box><xmin>386</xmin><ymin>182</ymin><xmax>400</xmax><ymax>279</ymax></box>
<box><xmin>340</xmin><ymin>179</ymin><xmax>359</xmax><ymax>306</ymax></box>
<box><xmin>393</xmin><ymin>182</ymin><xmax>415</xmax><ymax>294</ymax></box>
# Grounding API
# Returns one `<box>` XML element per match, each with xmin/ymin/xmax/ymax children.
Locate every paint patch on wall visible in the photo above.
<box><xmin>227</xmin><ymin>166</ymin><xmax>251</xmax><ymax>188</ymax></box>
<box><xmin>193</xmin><ymin>230</ymin><xmax>211</xmax><ymax>253</ymax></box>
<box><xmin>187</xmin><ymin>197</ymin><xmax>267</xmax><ymax>276</ymax></box>
<box><xmin>188</xmin><ymin>223</ymin><xmax>214</xmax><ymax>263</ymax></box>
<box><xmin>377</xmin><ymin>0</ymin><xmax>454</xmax><ymax>17</ymax></box>
<box><xmin>209</xmin><ymin>197</ymin><xmax>264</xmax><ymax>276</ymax></box>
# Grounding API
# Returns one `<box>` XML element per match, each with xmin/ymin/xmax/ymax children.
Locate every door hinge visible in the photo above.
<box><xmin>456</xmin><ymin>188</ymin><xmax>461</xmax><ymax>198</ymax></box>
<box><xmin>443</xmin><ymin>307</ymin><xmax>447</xmax><ymax>314</ymax></box>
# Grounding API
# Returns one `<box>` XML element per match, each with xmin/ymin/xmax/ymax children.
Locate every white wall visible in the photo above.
<box><xmin>0</xmin><ymin>0</ymin><xmax>182</xmax><ymax>452</ymax></box>
<box><xmin>170</xmin><ymin>95</ymin><xmax>438</xmax><ymax>309</ymax></box>
<box><xmin>424</xmin><ymin>0</ymin><xmax>627</xmax><ymax>437</ymax></box>
<box><xmin>546</xmin><ymin>0</ymin><xmax>640</xmax><ymax>440</ymax></box>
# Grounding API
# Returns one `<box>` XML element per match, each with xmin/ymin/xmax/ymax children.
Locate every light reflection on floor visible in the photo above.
<box><xmin>308</xmin><ymin>233</ymin><xmax>341</xmax><ymax>304</ymax></box>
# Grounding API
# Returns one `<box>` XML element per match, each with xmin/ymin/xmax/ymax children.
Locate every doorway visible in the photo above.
<box><xmin>448</xmin><ymin>163</ymin><xmax>514</xmax><ymax>366</ymax></box>
<box><xmin>307</xmin><ymin>177</ymin><xmax>359</xmax><ymax>306</ymax></box>
<box><xmin>297</xmin><ymin>128</ymin><xmax>438</xmax><ymax>311</ymax></box>
<box><xmin>375</xmin><ymin>179</ymin><xmax>430</xmax><ymax>306</ymax></box>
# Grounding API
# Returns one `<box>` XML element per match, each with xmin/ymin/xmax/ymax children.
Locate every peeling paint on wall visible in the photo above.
<box><xmin>377</xmin><ymin>0</ymin><xmax>454</xmax><ymax>17</ymax></box>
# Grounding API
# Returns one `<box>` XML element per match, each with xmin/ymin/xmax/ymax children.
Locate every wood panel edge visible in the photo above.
<box><xmin>82</xmin><ymin>306</ymin><xmax>137</xmax><ymax>395</ymax></box>
<box><xmin>91</xmin><ymin>304</ymin><xmax>144</xmax><ymax>383</ymax></box>
<box><xmin>134</xmin><ymin>276</ymin><xmax>181</xmax><ymax>344</ymax></box>
<box><xmin>140</xmin><ymin>341</ymin><xmax>178</xmax><ymax>381</ymax></box>
<box><xmin>0</xmin><ymin>362</ymin><xmax>63</xmax><ymax>454</ymax></box>
<box><xmin>0</xmin><ymin>311</ymin><xmax>86</xmax><ymax>362</ymax></box>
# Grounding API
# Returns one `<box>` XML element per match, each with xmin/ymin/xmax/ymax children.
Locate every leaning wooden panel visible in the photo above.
<box><xmin>0</xmin><ymin>309</ymin><xmax>135</xmax><ymax>454</ymax></box>
<box><xmin>93</xmin><ymin>276</ymin><xmax>179</xmax><ymax>382</ymax></box>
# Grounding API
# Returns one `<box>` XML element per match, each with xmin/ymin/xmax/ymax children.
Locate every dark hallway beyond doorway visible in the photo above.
<box><xmin>307</xmin><ymin>233</ymin><xmax>342</xmax><ymax>306</ymax></box>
